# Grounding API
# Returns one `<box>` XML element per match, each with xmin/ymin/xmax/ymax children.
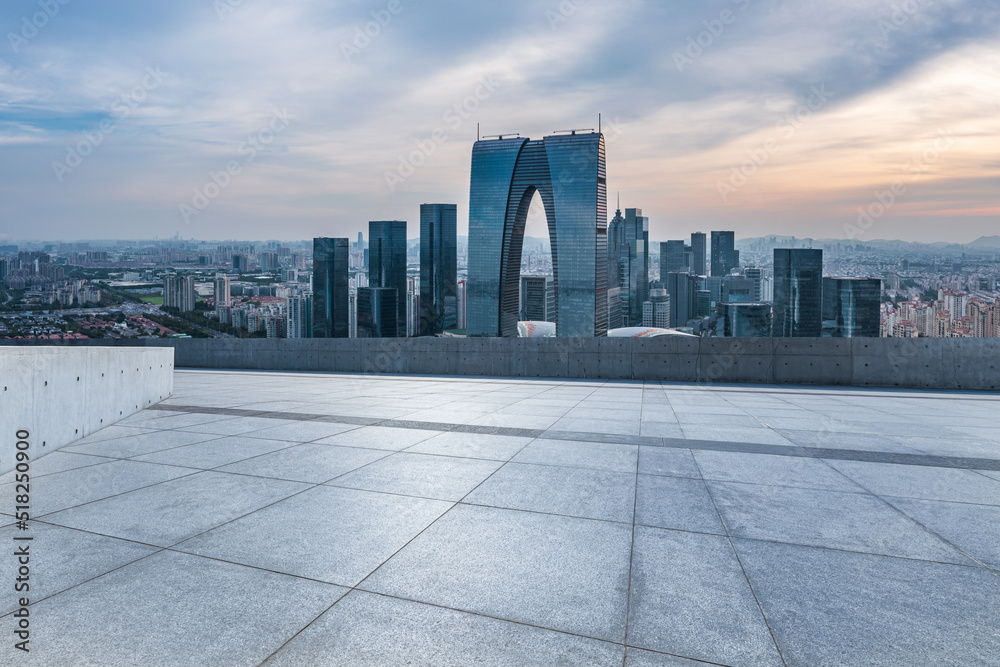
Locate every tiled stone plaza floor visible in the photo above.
<box><xmin>4</xmin><ymin>370</ymin><xmax>1000</xmax><ymax>665</ymax></box>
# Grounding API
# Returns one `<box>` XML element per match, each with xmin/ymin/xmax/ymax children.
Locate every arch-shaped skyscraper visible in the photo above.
<box><xmin>467</xmin><ymin>132</ymin><xmax>607</xmax><ymax>337</ymax></box>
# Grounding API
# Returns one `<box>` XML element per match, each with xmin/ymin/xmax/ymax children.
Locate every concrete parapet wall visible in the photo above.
<box><xmin>2</xmin><ymin>337</ymin><xmax>998</xmax><ymax>392</ymax></box>
<box><xmin>0</xmin><ymin>347</ymin><xmax>174</xmax><ymax>475</ymax></box>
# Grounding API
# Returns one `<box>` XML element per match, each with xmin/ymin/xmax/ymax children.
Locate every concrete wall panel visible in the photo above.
<box><xmin>0</xmin><ymin>347</ymin><xmax>173</xmax><ymax>475</ymax></box>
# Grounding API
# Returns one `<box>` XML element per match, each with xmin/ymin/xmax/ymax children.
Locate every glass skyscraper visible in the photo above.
<box><xmin>691</xmin><ymin>232</ymin><xmax>707</xmax><ymax>276</ymax></box>
<box><xmin>311</xmin><ymin>237</ymin><xmax>349</xmax><ymax>338</ymax></box>
<box><xmin>419</xmin><ymin>204</ymin><xmax>458</xmax><ymax>336</ymax></box>
<box><xmin>711</xmin><ymin>231</ymin><xmax>736</xmax><ymax>277</ymax></box>
<box><xmin>822</xmin><ymin>277</ymin><xmax>882</xmax><ymax>337</ymax></box>
<box><xmin>624</xmin><ymin>209</ymin><xmax>649</xmax><ymax>327</ymax></box>
<box><xmin>357</xmin><ymin>287</ymin><xmax>399</xmax><ymax>338</ymax></box>
<box><xmin>467</xmin><ymin>132</ymin><xmax>607</xmax><ymax>338</ymax></box>
<box><xmin>721</xmin><ymin>303</ymin><xmax>773</xmax><ymax>337</ymax></box>
<box><xmin>660</xmin><ymin>240</ymin><xmax>687</xmax><ymax>276</ymax></box>
<box><xmin>368</xmin><ymin>220</ymin><xmax>407</xmax><ymax>338</ymax></box>
<box><xmin>773</xmin><ymin>248</ymin><xmax>823</xmax><ymax>337</ymax></box>
<box><xmin>666</xmin><ymin>271</ymin><xmax>698</xmax><ymax>328</ymax></box>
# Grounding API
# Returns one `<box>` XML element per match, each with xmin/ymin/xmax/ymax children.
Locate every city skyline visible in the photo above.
<box><xmin>2</xmin><ymin>1</ymin><xmax>999</xmax><ymax>244</ymax></box>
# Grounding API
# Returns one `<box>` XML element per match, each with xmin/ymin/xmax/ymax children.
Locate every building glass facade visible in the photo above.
<box><xmin>690</xmin><ymin>232</ymin><xmax>707</xmax><ymax>276</ymax></box>
<box><xmin>721</xmin><ymin>302</ymin><xmax>773</xmax><ymax>337</ymax></box>
<box><xmin>660</xmin><ymin>240</ymin><xmax>687</xmax><ymax>276</ymax></box>
<box><xmin>468</xmin><ymin>132</ymin><xmax>607</xmax><ymax>337</ymax></box>
<box><xmin>711</xmin><ymin>231</ymin><xmax>736</xmax><ymax>277</ymax></box>
<box><xmin>368</xmin><ymin>220</ymin><xmax>407</xmax><ymax>338</ymax></box>
<box><xmin>419</xmin><ymin>204</ymin><xmax>458</xmax><ymax>336</ymax></box>
<box><xmin>357</xmin><ymin>287</ymin><xmax>399</xmax><ymax>338</ymax></box>
<box><xmin>822</xmin><ymin>277</ymin><xmax>881</xmax><ymax>337</ymax></box>
<box><xmin>774</xmin><ymin>248</ymin><xmax>823</xmax><ymax>337</ymax></box>
<box><xmin>312</xmin><ymin>237</ymin><xmax>350</xmax><ymax>338</ymax></box>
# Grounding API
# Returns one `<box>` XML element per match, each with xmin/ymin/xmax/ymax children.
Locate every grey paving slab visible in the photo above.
<box><xmin>219</xmin><ymin>443</ymin><xmax>391</xmax><ymax>483</ymax></box>
<box><xmin>826</xmin><ymin>460</ymin><xmax>1000</xmax><ymax>505</ymax></box>
<box><xmin>895</xmin><ymin>436</ymin><xmax>1000</xmax><ymax>458</ymax></box>
<box><xmin>675</xmin><ymin>415</ymin><xmax>763</xmax><ymax>430</ymax></box>
<box><xmin>0</xmin><ymin>451</ymin><xmax>108</xmax><ymax>484</ymax></box>
<box><xmin>132</xmin><ymin>436</ymin><xmax>294</xmax><ymax>469</ymax></box>
<box><xmin>64</xmin><ymin>429</ymin><xmax>223</xmax><ymax>459</ymax></box>
<box><xmin>330</xmin><ymin>452</ymin><xmax>503</xmax><ymax>501</ymax></box>
<box><xmin>638</xmin><ymin>422</ymin><xmax>685</xmax><ymax>438</ymax></box>
<box><xmin>176</xmin><ymin>416</ymin><xmax>297</xmax><ymax>435</ymax></box>
<box><xmin>129</xmin><ymin>411</ymin><xmax>241</xmax><ymax>429</ymax></box>
<box><xmin>548</xmin><ymin>417</ymin><xmax>641</xmax><ymax>435</ymax></box>
<box><xmin>177</xmin><ymin>486</ymin><xmax>452</xmax><ymax>586</ymax></box>
<box><xmin>734</xmin><ymin>538</ymin><xmax>1000</xmax><ymax>667</ymax></box>
<box><xmin>44</xmin><ymin>471</ymin><xmax>309</xmax><ymax>546</ymax></box>
<box><xmin>0</xmin><ymin>550</ymin><xmax>346</xmax><ymax>666</ymax></box>
<box><xmin>708</xmin><ymin>481</ymin><xmax>974</xmax><ymax>564</ymax></box>
<box><xmin>245</xmin><ymin>420</ymin><xmax>360</xmax><ymax>442</ymax></box>
<box><xmin>777</xmin><ymin>429</ymin><xmax>915</xmax><ymax>453</ymax></box>
<box><xmin>627</xmin><ymin>527</ymin><xmax>783</xmax><ymax>666</ymax></box>
<box><xmin>512</xmin><ymin>438</ymin><xmax>638</xmax><ymax>473</ymax></box>
<box><xmin>692</xmin><ymin>450</ymin><xmax>863</xmax><ymax>491</ymax></box>
<box><xmin>62</xmin><ymin>424</ymin><xmax>157</xmax><ymax>446</ymax></box>
<box><xmin>314</xmin><ymin>425</ymin><xmax>444</xmax><ymax>450</ymax></box>
<box><xmin>635</xmin><ymin>475</ymin><xmax>725</xmax><ymax>535</ymax></box>
<box><xmin>465</xmin><ymin>462</ymin><xmax>635</xmax><ymax>522</ymax></box>
<box><xmin>16</xmin><ymin>460</ymin><xmax>193</xmax><ymax>516</ymax></box>
<box><xmin>982</xmin><ymin>470</ymin><xmax>1000</xmax><ymax>482</ymax></box>
<box><xmin>0</xmin><ymin>522</ymin><xmax>157</xmax><ymax>616</ymax></box>
<box><xmin>263</xmin><ymin>590</ymin><xmax>624</xmax><ymax>666</ymax></box>
<box><xmin>638</xmin><ymin>447</ymin><xmax>701</xmax><ymax>479</ymax></box>
<box><xmin>405</xmin><ymin>431</ymin><xmax>534</xmax><ymax>461</ymax></box>
<box><xmin>625</xmin><ymin>648</ymin><xmax>720</xmax><ymax>665</ymax></box>
<box><xmin>468</xmin><ymin>413</ymin><xmax>562</xmax><ymax>430</ymax></box>
<box><xmin>883</xmin><ymin>496</ymin><xmax>1000</xmax><ymax>569</ymax></box>
<box><xmin>363</xmin><ymin>504</ymin><xmax>632</xmax><ymax>642</ymax></box>
<box><xmin>681</xmin><ymin>426</ymin><xmax>795</xmax><ymax>446</ymax></box>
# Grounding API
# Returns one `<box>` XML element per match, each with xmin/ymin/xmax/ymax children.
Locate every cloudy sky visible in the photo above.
<box><xmin>1</xmin><ymin>0</ymin><xmax>998</xmax><ymax>244</ymax></box>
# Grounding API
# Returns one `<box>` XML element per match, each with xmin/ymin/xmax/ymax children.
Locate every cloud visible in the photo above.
<box><xmin>0</xmin><ymin>0</ymin><xmax>997</xmax><ymax>242</ymax></box>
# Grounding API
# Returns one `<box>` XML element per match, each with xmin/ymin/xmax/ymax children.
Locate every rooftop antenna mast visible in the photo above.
<box><xmin>477</xmin><ymin>123</ymin><xmax>480</xmax><ymax>141</ymax></box>
<box><xmin>599</xmin><ymin>113</ymin><xmax>601</xmax><ymax>134</ymax></box>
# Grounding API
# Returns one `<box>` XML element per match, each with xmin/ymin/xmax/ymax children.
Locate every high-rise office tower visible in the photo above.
<box><xmin>357</xmin><ymin>287</ymin><xmax>399</xmax><ymax>338</ymax></box>
<box><xmin>624</xmin><ymin>208</ymin><xmax>650</xmax><ymax>326</ymax></box>
<box><xmin>711</xmin><ymin>231</ymin><xmax>736</xmax><ymax>277</ymax></box>
<box><xmin>369</xmin><ymin>220</ymin><xmax>407</xmax><ymax>337</ymax></box>
<box><xmin>286</xmin><ymin>292</ymin><xmax>313</xmax><ymax>339</ymax></box>
<box><xmin>773</xmin><ymin>248</ymin><xmax>823</xmax><ymax>337</ymax></box>
<box><xmin>720</xmin><ymin>303</ymin><xmax>772</xmax><ymax>337</ymax></box>
<box><xmin>311</xmin><ymin>237</ymin><xmax>350</xmax><ymax>338</ymax></box>
<box><xmin>608</xmin><ymin>205</ymin><xmax>624</xmax><ymax>292</ymax></box>
<box><xmin>406</xmin><ymin>276</ymin><xmax>420</xmax><ymax>337</ymax></box>
<box><xmin>822</xmin><ymin>277</ymin><xmax>881</xmax><ymax>338</ymax></box>
<box><xmin>457</xmin><ymin>279</ymin><xmax>467</xmax><ymax>329</ymax></box>
<box><xmin>642</xmin><ymin>289</ymin><xmax>670</xmax><ymax>328</ymax></box>
<box><xmin>743</xmin><ymin>268</ymin><xmax>763</xmax><ymax>302</ymax></box>
<box><xmin>213</xmin><ymin>273</ymin><xmax>231</xmax><ymax>307</ymax></box>
<box><xmin>467</xmin><ymin>132</ymin><xmax>607</xmax><ymax>337</ymax></box>
<box><xmin>721</xmin><ymin>276</ymin><xmax>754</xmax><ymax>303</ymax></box>
<box><xmin>357</xmin><ymin>232</ymin><xmax>364</xmax><ymax>250</ymax></box>
<box><xmin>519</xmin><ymin>275</ymin><xmax>555</xmax><ymax>322</ymax></box>
<box><xmin>607</xmin><ymin>286</ymin><xmax>623</xmax><ymax>330</ymax></box>
<box><xmin>231</xmin><ymin>254</ymin><xmax>249</xmax><ymax>274</ymax></box>
<box><xmin>666</xmin><ymin>272</ymin><xmax>698</xmax><ymax>328</ymax></box>
<box><xmin>660</xmin><ymin>241</ymin><xmax>687</xmax><ymax>276</ymax></box>
<box><xmin>691</xmin><ymin>233</ymin><xmax>707</xmax><ymax>275</ymax></box>
<box><xmin>419</xmin><ymin>203</ymin><xmax>458</xmax><ymax>336</ymax></box>
<box><xmin>348</xmin><ymin>288</ymin><xmax>358</xmax><ymax>338</ymax></box>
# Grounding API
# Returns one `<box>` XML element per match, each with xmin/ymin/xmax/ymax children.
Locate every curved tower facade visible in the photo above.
<box><xmin>467</xmin><ymin>132</ymin><xmax>607</xmax><ymax>337</ymax></box>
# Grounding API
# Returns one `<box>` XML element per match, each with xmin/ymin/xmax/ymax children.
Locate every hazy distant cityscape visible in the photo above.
<box><xmin>3</xmin><ymin>226</ymin><xmax>998</xmax><ymax>341</ymax></box>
